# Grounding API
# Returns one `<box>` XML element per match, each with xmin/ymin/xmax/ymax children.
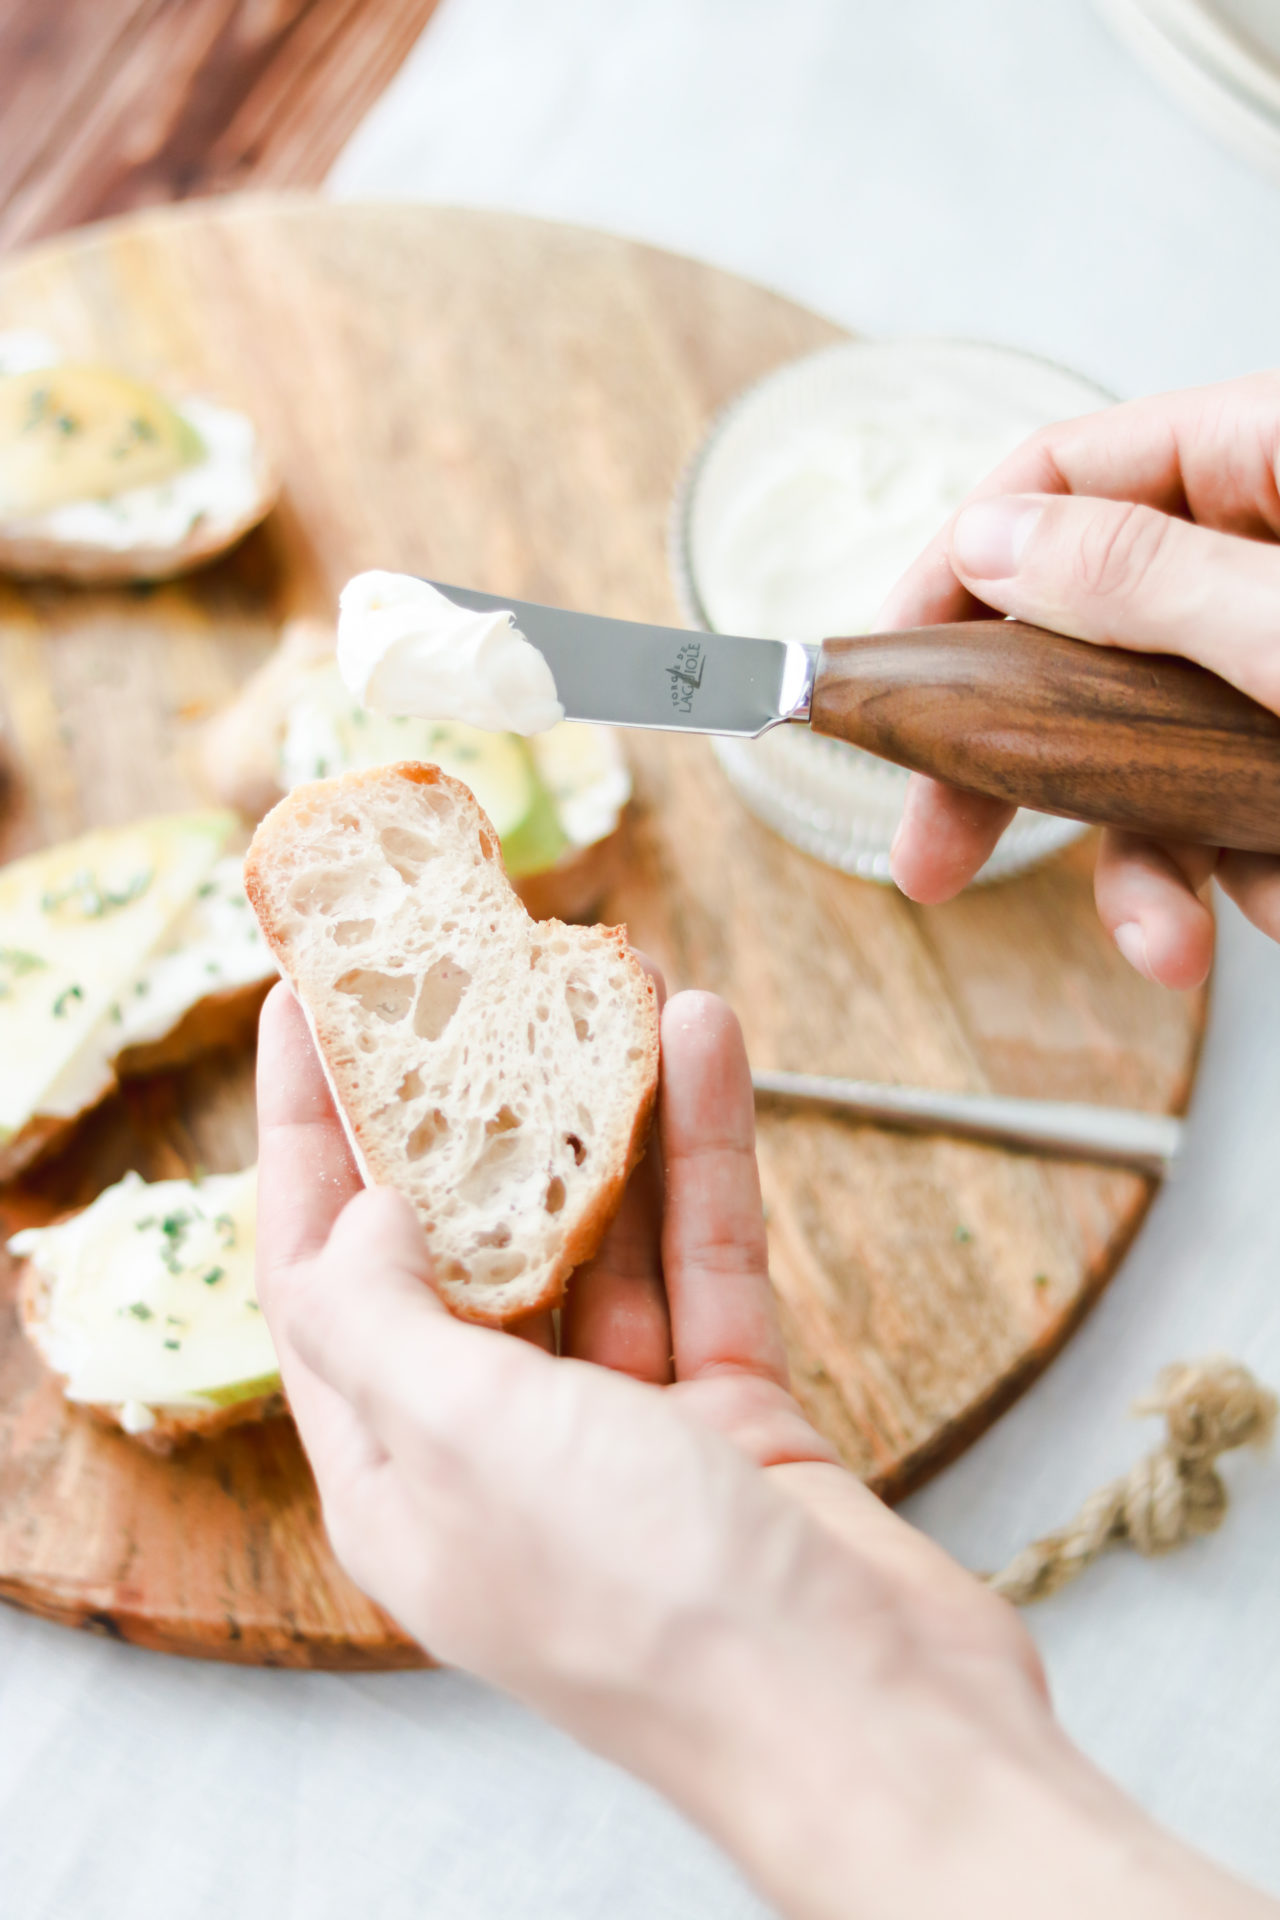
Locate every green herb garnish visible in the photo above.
<box><xmin>42</xmin><ymin>866</ymin><xmax>152</xmax><ymax>919</ymax></box>
<box><xmin>0</xmin><ymin>947</ymin><xmax>46</xmax><ymax>999</ymax></box>
<box><xmin>52</xmin><ymin>983</ymin><xmax>84</xmax><ymax>1017</ymax></box>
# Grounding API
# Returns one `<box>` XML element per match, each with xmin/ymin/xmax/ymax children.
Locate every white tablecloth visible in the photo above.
<box><xmin>3</xmin><ymin>4</ymin><xmax>1279</xmax><ymax>1914</ymax></box>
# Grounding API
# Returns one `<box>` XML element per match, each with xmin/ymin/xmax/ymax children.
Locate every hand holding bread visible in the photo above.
<box><xmin>245</xmin><ymin>763</ymin><xmax>658</xmax><ymax>1324</ymax></box>
<box><xmin>255</xmin><ymin>982</ymin><xmax>1229</xmax><ymax>1920</ymax></box>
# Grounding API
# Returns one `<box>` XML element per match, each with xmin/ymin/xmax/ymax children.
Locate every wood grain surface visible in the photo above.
<box><xmin>0</xmin><ymin>198</ymin><xmax>1205</xmax><ymax>1664</ymax></box>
<box><xmin>0</xmin><ymin>0</ymin><xmax>443</xmax><ymax>251</ymax></box>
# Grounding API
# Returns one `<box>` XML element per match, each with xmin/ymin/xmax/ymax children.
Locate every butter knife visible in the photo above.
<box><xmin>751</xmin><ymin>1070</ymin><xmax>1182</xmax><ymax>1178</ymax></box>
<box><xmin>435</xmin><ymin>583</ymin><xmax>1280</xmax><ymax>853</ymax></box>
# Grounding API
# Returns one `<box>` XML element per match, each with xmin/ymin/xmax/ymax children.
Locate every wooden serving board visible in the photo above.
<box><xmin>0</xmin><ymin>198</ymin><xmax>1204</xmax><ymax>1666</ymax></box>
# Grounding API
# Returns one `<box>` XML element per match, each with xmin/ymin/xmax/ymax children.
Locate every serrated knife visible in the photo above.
<box><xmin>437</xmin><ymin>582</ymin><xmax>1280</xmax><ymax>854</ymax></box>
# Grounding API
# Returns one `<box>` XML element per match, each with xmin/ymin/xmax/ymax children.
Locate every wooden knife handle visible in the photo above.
<box><xmin>810</xmin><ymin>621</ymin><xmax>1280</xmax><ymax>855</ymax></box>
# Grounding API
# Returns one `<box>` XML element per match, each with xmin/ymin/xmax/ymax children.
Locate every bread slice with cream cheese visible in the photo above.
<box><xmin>0</xmin><ymin>341</ymin><xmax>277</xmax><ymax>584</ymax></box>
<box><xmin>10</xmin><ymin>1166</ymin><xmax>283</xmax><ymax>1451</ymax></box>
<box><xmin>245</xmin><ymin>763</ymin><xmax>659</xmax><ymax>1325</ymax></box>
<box><xmin>0</xmin><ymin>820</ymin><xmax>277</xmax><ymax>1182</ymax></box>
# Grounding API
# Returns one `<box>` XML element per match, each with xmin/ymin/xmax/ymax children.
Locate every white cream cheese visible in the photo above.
<box><xmin>9</xmin><ymin>1167</ymin><xmax>276</xmax><ymax>1415</ymax></box>
<box><xmin>0</xmin><ymin>331</ymin><xmax>60</xmax><ymax>376</ymax></box>
<box><xmin>688</xmin><ymin>339</ymin><xmax>1113</xmax><ymax>641</ymax></box>
<box><xmin>39</xmin><ymin>854</ymin><xmax>277</xmax><ymax>1120</ymax></box>
<box><xmin>337</xmin><ymin>570</ymin><xmax>564</xmax><ymax>735</ymax></box>
<box><xmin>529</xmin><ymin>723</ymin><xmax>630</xmax><ymax>849</ymax></box>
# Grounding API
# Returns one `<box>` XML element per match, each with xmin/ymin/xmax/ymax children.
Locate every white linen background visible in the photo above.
<box><xmin>3</xmin><ymin>3</ymin><xmax>1280</xmax><ymax>1915</ymax></box>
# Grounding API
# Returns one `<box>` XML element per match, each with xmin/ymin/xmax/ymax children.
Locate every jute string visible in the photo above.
<box><xmin>985</xmin><ymin>1358</ymin><xmax>1277</xmax><ymax>1606</ymax></box>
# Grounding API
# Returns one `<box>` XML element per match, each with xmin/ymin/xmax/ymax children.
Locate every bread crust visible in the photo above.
<box><xmin>15</xmin><ymin>1252</ymin><xmax>287</xmax><ymax>1452</ymax></box>
<box><xmin>0</xmin><ymin>447</ymin><xmax>277</xmax><ymax>583</ymax></box>
<box><xmin>245</xmin><ymin>761</ymin><xmax>660</xmax><ymax>1327</ymax></box>
<box><xmin>113</xmin><ymin>976</ymin><xmax>271</xmax><ymax>1078</ymax></box>
<box><xmin>0</xmin><ymin>1114</ymin><xmax>79</xmax><ymax>1185</ymax></box>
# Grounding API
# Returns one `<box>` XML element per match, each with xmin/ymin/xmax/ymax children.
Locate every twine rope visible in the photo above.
<box><xmin>986</xmin><ymin>1359</ymin><xmax>1277</xmax><ymax>1606</ymax></box>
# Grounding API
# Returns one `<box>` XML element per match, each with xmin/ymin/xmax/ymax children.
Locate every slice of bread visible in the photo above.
<box><xmin>0</xmin><ymin>448</ymin><xmax>276</xmax><ymax>583</ymax></box>
<box><xmin>0</xmin><ymin>844</ymin><xmax>278</xmax><ymax>1184</ymax></box>
<box><xmin>19</xmin><ymin>1243</ymin><xmax>285</xmax><ymax>1454</ymax></box>
<box><xmin>11</xmin><ymin>1167</ymin><xmax>284</xmax><ymax>1454</ymax></box>
<box><xmin>0</xmin><ymin>375</ymin><xmax>277</xmax><ymax>584</ymax></box>
<box><xmin>245</xmin><ymin>763</ymin><xmax>659</xmax><ymax>1325</ymax></box>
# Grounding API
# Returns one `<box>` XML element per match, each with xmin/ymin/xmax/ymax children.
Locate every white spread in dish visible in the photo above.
<box><xmin>688</xmin><ymin>340</ymin><xmax>1112</xmax><ymax>641</ymax></box>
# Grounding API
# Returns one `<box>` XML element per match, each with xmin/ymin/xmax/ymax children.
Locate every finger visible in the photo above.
<box><xmin>659</xmin><ymin>992</ymin><xmax>787</xmax><ymax>1388</ymax></box>
<box><xmin>889</xmin><ymin>773</ymin><xmax>1015</xmax><ymax>904</ymax></box>
<box><xmin>875</xmin><ymin>371</ymin><xmax>1280</xmax><ymax>669</ymax></box>
<box><xmin>1094</xmin><ymin>832</ymin><xmax>1218</xmax><ymax>990</ymax></box>
<box><xmin>511</xmin><ymin>1309</ymin><xmax>557</xmax><ymax>1354</ymax></box>
<box><xmin>874</xmin><ymin>539</ymin><xmax>995</xmax><ymax>633</ymax></box>
<box><xmin>561</xmin><ymin>950</ymin><xmax>672</xmax><ymax>1379</ymax></box>
<box><xmin>561</xmin><ymin>1139</ymin><xmax>672</xmax><ymax>1383</ymax></box>
<box><xmin>255</xmin><ymin>982</ymin><xmax>362</xmax><ymax>1293</ymax></box>
<box><xmin>282</xmin><ymin>1184</ymin><xmax>475</xmax><ymax>1442</ymax></box>
<box><xmin>1216</xmin><ymin>851</ymin><xmax>1280</xmax><ymax>944</ymax></box>
<box><xmin>670</xmin><ymin>1372</ymin><xmax>840</xmax><ymax>1469</ymax></box>
<box><xmin>945</xmin><ymin>492</ymin><xmax>1280</xmax><ymax>713</ymax></box>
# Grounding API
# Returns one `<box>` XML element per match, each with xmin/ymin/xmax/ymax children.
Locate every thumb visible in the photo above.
<box><xmin>278</xmin><ymin>1186</ymin><xmax>454</xmax><ymax>1421</ymax></box>
<box><xmin>947</xmin><ymin>493</ymin><xmax>1280</xmax><ymax>714</ymax></box>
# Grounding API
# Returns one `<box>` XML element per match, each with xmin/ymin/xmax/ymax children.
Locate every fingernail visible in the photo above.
<box><xmin>1113</xmin><ymin>921</ymin><xmax>1155</xmax><ymax>981</ymax></box>
<box><xmin>951</xmin><ymin>498</ymin><xmax>1042</xmax><ymax>579</ymax></box>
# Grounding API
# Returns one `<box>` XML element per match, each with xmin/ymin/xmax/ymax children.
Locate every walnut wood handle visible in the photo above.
<box><xmin>810</xmin><ymin>621</ymin><xmax>1280</xmax><ymax>855</ymax></box>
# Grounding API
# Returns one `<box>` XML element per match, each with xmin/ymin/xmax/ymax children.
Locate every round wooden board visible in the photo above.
<box><xmin>0</xmin><ymin>197</ymin><xmax>1204</xmax><ymax>1666</ymax></box>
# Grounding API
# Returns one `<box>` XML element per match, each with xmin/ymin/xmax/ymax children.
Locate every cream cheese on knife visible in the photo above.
<box><xmin>337</xmin><ymin>570</ymin><xmax>564</xmax><ymax>735</ymax></box>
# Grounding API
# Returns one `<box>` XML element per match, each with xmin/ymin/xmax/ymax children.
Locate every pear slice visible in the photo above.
<box><xmin>278</xmin><ymin>666</ymin><xmax>568</xmax><ymax>870</ymax></box>
<box><xmin>0</xmin><ymin>365</ymin><xmax>206</xmax><ymax>517</ymax></box>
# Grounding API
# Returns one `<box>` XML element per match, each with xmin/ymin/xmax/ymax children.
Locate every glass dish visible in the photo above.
<box><xmin>670</xmin><ymin>337</ymin><xmax>1115</xmax><ymax>884</ymax></box>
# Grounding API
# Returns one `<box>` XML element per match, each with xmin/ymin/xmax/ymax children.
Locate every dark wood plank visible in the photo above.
<box><xmin>0</xmin><ymin>0</ymin><xmax>444</xmax><ymax>250</ymax></box>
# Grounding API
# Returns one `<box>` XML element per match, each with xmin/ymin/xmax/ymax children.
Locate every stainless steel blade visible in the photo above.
<box><xmin>751</xmin><ymin>1069</ymin><xmax>1183</xmax><ymax>1178</ymax></box>
<box><xmin>431</xmin><ymin>581</ymin><xmax>815</xmax><ymax>735</ymax></box>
